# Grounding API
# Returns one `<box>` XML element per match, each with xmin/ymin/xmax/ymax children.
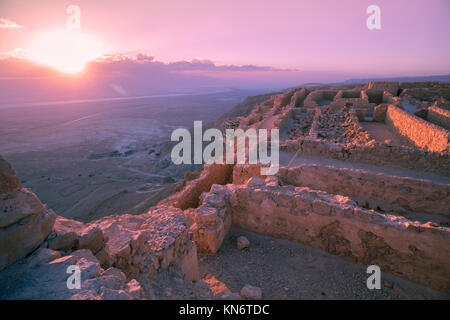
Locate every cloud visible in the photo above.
<box><xmin>0</xmin><ymin>18</ymin><xmax>24</xmax><ymax>29</ymax></box>
<box><xmin>96</xmin><ymin>53</ymin><xmax>295</xmax><ymax>72</ymax></box>
<box><xmin>0</xmin><ymin>48</ymin><xmax>27</xmax><ymax>59</ymax></box>
<box><xmin>0</xmin><ymin>53</ymin><xmax>355</xmax><ymax>104</ymax></box>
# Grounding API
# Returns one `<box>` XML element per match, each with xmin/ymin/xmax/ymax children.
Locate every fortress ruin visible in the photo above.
<box><xmin>0</xmin><ymin>81</ymin><xmax>449</xmax><ymax>299</ymax></box>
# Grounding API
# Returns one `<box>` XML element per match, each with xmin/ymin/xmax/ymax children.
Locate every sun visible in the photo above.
<box><xmin>28</xmin><ymin>29</ymin><xmax>102</xmax><ymax>74</ymax></box>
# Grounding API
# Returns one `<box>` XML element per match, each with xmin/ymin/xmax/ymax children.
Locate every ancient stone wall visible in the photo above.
<box><xmin>232</xmin><ymin>163</ymin><xmax>449</xmax><ymax>218</ymax></box>
<box><xmin>364</xmin><ymin>81</ymin><xmax>399</xmax><ymax>95</ymax></box>
<box><xmin>303</xmin><ymin>90</ymin><xmax>338</xmax><ymax>108</ymax></box>
<box><xmin>185</xmin><ymin>185</ymin><xmax>233</xmax><ymax>254</ymax></box>
<box><xmin>281</xmin><ymin>138</ymin><xmax>450</xmax><ymax>176</ymax></box>
<box><xmin>273</xmin><ymin>89</ymin><xmax>296</xmax><ymax>112</ymax></box>
<box><xmin>426</xmin><ymin>106</ymin><xmax>450</xmax><ymax>130</ymax></box>
<box><xmin>0</xmin><ymin>156</ymin><xmax>56</xmax><ymax>271</ymax></box>
<box><xmin>289</xmin><ymin>88</ymin><xmax>309</xmax><ymax>108</ymax></box>
<box><xmin>278</xmin><ymin>164</ymin><xmax>450</xmax><ymax>218</ymax></box>
<box><xmin>384</xmin><ymin>105</ymin><xmax>449</xmax><ymax>152</ymax></box>
<box><xmin>208</xmin><ymin>182</ymin><xmax>450</xmax><ymax>292</ymax></box>
<box><xmin>160</xmin><ymin>164</ymin><xmax>233</xmax><ymax>210</ymax></box>
<box><xmin>88</xmin><ymin>206</ymin><xmax>199</xmax><ymax>282</ymax></box>
<box><xmin>329</xmin><ymin>90</ymin><xmax>371</xmax><ymax>110</ymax></box>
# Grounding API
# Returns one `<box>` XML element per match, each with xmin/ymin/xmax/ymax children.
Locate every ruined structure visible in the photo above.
<box><xmin>0</xmin><ymin>81</ymin><xmax>449</xmax><ymax>299</ymax></box>
<box><xmin>155</xmin><ymin>80</ymin><xmax>450</xmax><ymax>293</ymax></box>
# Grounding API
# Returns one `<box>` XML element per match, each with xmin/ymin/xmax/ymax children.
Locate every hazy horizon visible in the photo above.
<box><xmin>1</xmin><ymin>0</ymin><xmax>450</xmax><ymax>104</ymax></box>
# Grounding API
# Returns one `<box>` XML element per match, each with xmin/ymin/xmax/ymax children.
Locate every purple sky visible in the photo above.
<box><xmin>1</xmin><ymin>0</ymin><xmax>449</xmax><ymax>77</ymax></box>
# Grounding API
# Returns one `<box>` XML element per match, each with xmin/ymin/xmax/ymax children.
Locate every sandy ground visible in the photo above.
<box><xmin>360</xmin><ymin>122</ymin><xmax>406</xmax><ymax>146</ymax></box>
<box><xmin>199</xmin><ymin>227</ymin><xmax>448</xmax><ymax>300</ymax></box>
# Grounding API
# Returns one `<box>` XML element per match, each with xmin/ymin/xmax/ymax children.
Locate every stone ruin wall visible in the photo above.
<box><xmin>303</xmin><ymin>90</ymin><xmax>339</xmax><ymax>108</ymax></box>
<box><xmin>232</xmin><ymin>164</ymin><xmax>450</xmax><ymax>219</ymax></box>
<box><xmin>164</xmin><ymin>83</ymin><xmax>450</xmax><ymax>293</ymax></box>
<box><xmin>364</xmin><ymin>81</ymin><xmax>399</xmax><ymax>95</ymax></box>
<box><xmin>328</xmin><ymin>90</ymin><xmax>371</xmax><ymax>113</ymax></box>
<box><xmin>281</xmin><ymin>138</ymin><xmax>450</xmax><ymax>176</ymax></box>
<box><xmin>159</xmin><ymin>164</ymin><xmax>233</xmax><ymax>210</ymax></box>
<box><xmin>289</xmin><ymin>88</ymin><xmax>310</xmax><ymax>108</ymax></box>
<box><xmin>0</xmin><ymin>155</ymin><xmax>56</xmax><ymax>271</ymax></box>
<box><xmin>156</xmin><ymin>156</ymin><xmax>450</xmax><ymax>292</ymax></box>
<box><xmin>384</xmin><ymin>105</ymin><xmax>449</xmax><ymax>152</ymax></box>
<box><xmin>426</xmin><ymin>106</ymin><xmax>450</xmax><ymax>131</ymax></box>
<box><xmin>280</xmin><ymin>165</ymin><xmax>450</xmax><ymax>219</ymax></box>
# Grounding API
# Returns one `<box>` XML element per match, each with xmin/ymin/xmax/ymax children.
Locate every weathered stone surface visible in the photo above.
<box><xmin>195</xmin><ymin>182</ymin><xmax>450</xmax><ymax>292</ymax></box>
<box><xmin>246</xmin><ymin>177</ymin><xmax>265</xmax><ymax>187</ymax></box>
<box><xmin>88</xmin><ymin>205</ymin><xmax>200</xmax><ymax>282</ymax></box>
<box><xmin>278</xmin><ymin>164</ymin><xmax>450</xmax><ymax>218</ymax></box>
<box><xmin>240</xmin><ymin>284</ymin><xmax>262</xmax><ymax>300</ymax></box>
<box><xmin>161</xmin><ymin>164</ymin><xmax>234</xmax><ymax>210</ymax></box>
<box><xmin>364</xmin><ymin>81</ymin><xmax>399</xmax><ymax>96</ymax></box>
<box><xmin>78</xmin><ymin>226</ymin><xmax>106</xmax><ymax>254</ymax></box>
<box><xmin>426</xmin><ymin>106</ymin><xmax>450</xmax><ymax>130</ymax></box>
<box><xmin>0</xmin><ymin>248</ymin><xmax>145</xmax><ymax>300</ymax></box>
<box><xmin>385</xmin><ymin>105</ymin><xmax>449</xmax><ymax>152</ymax></box>
<box><xmin>236</xmin><ymin>236</ymin><xmax>250</xmax><ymax>250</ymax></box>
<box><xmin>47</xmin><ymin>216</ymin><xmax>107</xmax><ymax>256</ymax></box>
<box><xmin>47</xmin><ymin>216</ymin><xmax>83</xmax><ymax>250</ymax></box>
<box><xmin>0</xmin><ymin>155</ymin><xmax>21</xmax><ymax>197</ymax></box>
<box><xmin>0</xmin><ymin>190</ymin><xmax>56</xmax><ymax>271</ymax></box>
<box><xmin>265</xmin><ymin>176</ymin><xmax>280</xmax><ymax>187</ymax></box>
<box><xmin>315</xmin><ymin>106</ymin><xmax>370</xmax><ymax>144</ymax></box>
<box><xmin>281</xmin><ymin>137</ymin><xmax>450</xmax><ymax>176</ymax></box>
<box><xmin>188</xmin><ymin>185</ymin><xmax>233</xmax><ymax>254</ymax></box>
<box><xmin>373</xmin><ymin>104</ymin><xmax>388</xmax><ymax>122</ymax></box>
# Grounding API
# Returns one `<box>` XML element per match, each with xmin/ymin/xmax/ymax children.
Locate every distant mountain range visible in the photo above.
<box><xmin>1</xmin><ymin>55</ymin><xmax>449</xmax><ymax>105</ymax></box>
<box><xmin>335</xmin><ymin>74</ymin><xmax>450</xmax><ymax>85</ymax></box>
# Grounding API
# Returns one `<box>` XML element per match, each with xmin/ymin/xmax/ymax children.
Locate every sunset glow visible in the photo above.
<box><xmin>28</xmin><ymin>29</ymin><xmax>102</xmax><ymax>74</ymax></box>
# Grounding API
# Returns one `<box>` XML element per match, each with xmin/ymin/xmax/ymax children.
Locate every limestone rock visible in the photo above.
<box><xmin>265</xmin><ymin>175</ymin><xmax>280</xmax><ymax>187</ymax></box>
<box><xmin>0</xmin><ymin>190</ymin><xmax>56</xmax><ymax>271</ymax></box>
<box><xmin>0</xmin><ymin>155</ymin><xmax>21</xmax><ymax>197</ymax></box>
<box><xmin>0</xmin><ymin>156</ymin><xmax>57</xmax><ymax>271</ymax></box>
<box><xmin>78</xmin><ymin>226</ymin><xmax>106</xmax><ymax>254</ymax></box>
<box><xmin>189</xmin><ymin>185</ymin><xmax>233</xmax><ymax>254</ymax></box>
<box><xmin>0</xmin><ymin>248</ymin><xmax>145</xmax><ymax>300</ymax></box>
<box><xmin>88</xmin><ymin>206</ymin><xmax>200</xmax><ymax>282</ymax></box>
<box><xmin>47</xmin><ymin>216</ymin><xmax>83</xmax><ymax>251</ymax></box>
<box><xmin>236</xmin><ymin>236</ymin><xmax>250</xmax><ymax>250</ymax></box>
<box><xmin>240</xmin><ymin>284</ymin><xmax>262</xmax><ymax>300</ymax></box>
<box><xmin>246</xmin><ymin>176</ymin><xmax>265</xmax><ymax>187</ymax></box>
